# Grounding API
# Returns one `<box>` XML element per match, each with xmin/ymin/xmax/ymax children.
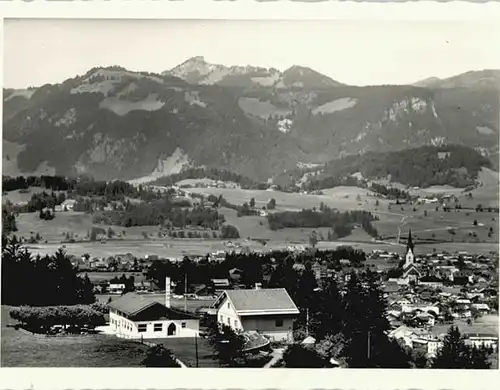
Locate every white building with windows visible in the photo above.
<box><xmin>107</xmin><ymin>278</ymin><xmax>199</xmax><ymax>339</ymax></box>
<box><xmin>464</xmin><ymin>333</ymin><xmax>498</xmax><ymax>351</ymax></box>
<box><xmin>212</xmin><ymin>287</ymin><xmax>299</xmax><ymax>343</ymax></box>
<box><xmin>109</xmin><ymin>283</ymin><xmax>126</xmax><ymax>295</ymax></box>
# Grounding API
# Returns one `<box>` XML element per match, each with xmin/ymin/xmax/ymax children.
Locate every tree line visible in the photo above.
<box><xmin>2</xmin><ymin>175</ymin><xmax>76</xmax><ymax>192</ymax></box>
<box><xmin>92</xmin><ymin>200</ymin><xmax>225</xmax><ymax>229</ymax></box>
<box><xmin>145</xmin><ymin>246</ymin><xmax>367</xmax><ymax>293</ymax></box>
<box><xmin>370</xmin><ymin>183</ymin><xmax>412</xmax><ymax>200</ymax></box>
<box><xmin>152</xmin><ymin>167</ymin><xmax>265</xmax><ymax>190</ymax></box>
<box><xmin>2</xmin><ymin>235</ymin><xmax>95</xmax><ymax>306</ymax></box>
<box><xmin>267</xmin><ymin>206</ymin><xmax>378</xmax><ymax>238</ymax></box>
<box><xmin>2</xmin><ymin>174</ymin><xmax>145</xmax><ymax>203</ymax></box>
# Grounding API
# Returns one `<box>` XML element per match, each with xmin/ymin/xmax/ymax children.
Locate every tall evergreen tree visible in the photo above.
<box><xmin>268</xmin><ymin>255</ymin><xmax>299</xmax><ymax>298</ymax></box>
<box><xmin>207</xmin><ymin>324</ymin><xmax>245</xmax><ymax>367</ymax></box>
<box><xmin>341</xmin><ymin>270</ymin><xmax>410</xmax><ymax>367</ymax></box>
<box><xmin>313</xmin><ymin>278</ymin><xmax>342</xmax><ymax>339</ymax></box>
<box><xmin>341</xmin><ymin>272</ymin><xmax>369</xmax><ymax>367</ymax></box>
<box><xmin>1</xmin><ymin>236</ymin><xmax>95</xmax><ymax>306</ymax></box>
<box><xmin>432</xmin><ymin>326</ymin><xmax>491</xmax><ymax>369</ymax></box>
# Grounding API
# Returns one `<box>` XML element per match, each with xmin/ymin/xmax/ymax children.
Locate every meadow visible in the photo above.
<box><xmin>190</xmin><ymin>185</ymin><xmax>384</xmax><ymax>213</ymax></box>
<box><xmin>1</xmin><ymin>305</ymin><xmax>148</xmax><ymax>367</ymax></box>
<box><xmin>8</xmin><ymin>179</ymin><xmax>498</xmax><ymax>260</ymax></box>
<box><xmin>14</xmin><ymin>211</ymin><xmax>164</xmax><ymax>243</ymax></box>
<box><xmin>432</xmin><ymin>314</ymin><xmax>499</xmax><ymax>336</ymax></box>
<box><xmin>25</xmin><ymin>236</ymin><xmax>500</xmax><ymax>259</ymax></box>
<box><xmin>147</xmin><ymin>337</ymin><xmax>218</xmax><ymax>367</ymax></box>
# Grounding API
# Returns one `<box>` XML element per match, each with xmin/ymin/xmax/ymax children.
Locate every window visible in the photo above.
<box><xmin>227</xmin><ymin>302</ymin><xmax>231</xmax><ymax>309</ymax></box>
<box><xmin>227</xmin><ymin>317</ymin><xmax>230</xmax><ymax>325</ymax></box>
<box><xmin>181</xmin><ymin>322</ymin><xmax>186</xmax><ymax>328</ymax></box>
<box><xmin>138</xmin><ymin>324</ymin><xmax>147</xmax><ymax>333</ymax></box>
<box><xmin>220</xmin><ymin>315</ymin><xmax>224</xmax><ymax>323</ymax></box>
<box><xmin>234</xmin><ymin>320</ymin><xmax>238</xmax><ymax>328</ymax></box>
<box><xmin>275</xmin><ymin>319</ymin><xmax>283</xmax><ymax>327</ymax></box>
<box><xmin>154</xmin><ymin>323</ymin><xmax>163</xmax><ymax>332</ymax></box>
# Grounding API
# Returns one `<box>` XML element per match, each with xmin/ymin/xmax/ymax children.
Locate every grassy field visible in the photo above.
<box><xmin>14</xmin><ymin>211</ymin><xmax>164</xmax><ymax>244</ymax></box>
<box><xmin>149</xmin><ymin>337</ymin><xmax>218</xmax><ymax>367</ymax></box>
<box><xmin>432</xmin><ymin>314</ymin><xmax>499</xmax><ymax>336</ymax></box>
<box><xmin>25</xmin><ymin>238</ymin><xmax>239</xmax><ymax>258</ymax></box>
<box><xmin>10</xmin><ymin>182</ymin><xmax>498</xmax><ymax>260</ymax></box>
<box><xmin>1</xmin><ymin>305</ymin><xmax>148</xmax><ymax>367</ymax></box>
<box><xmin>220</xmin><ymin>207</ymin><xmax>349</xmax><ymax>242</ymax></box>
<box><xmin>24</xmin><ymin>237</ymin><xmax>500</xmax><ymax>259</ymax></box>
<box><xmin>374</xmin><ymin>207</ymin><xmax>499</xmax><ymax>243</ymax></box>
<box><xmin>15</xmin><ymin>211</ymin><xmax>94</xmax><ymax>243</ymax></box>
<box><xmin>190</xmin><ymin>185</ymin><xmax>384</xmax><ymax>213</ymax></box>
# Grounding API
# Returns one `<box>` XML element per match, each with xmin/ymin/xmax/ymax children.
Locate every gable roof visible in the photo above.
<box><xmin>403</xmin><ymin>263</ymin><xmax>421</xmax><ymax>276</ymax></box>
<box><xmin>108</xmin><ymin>292</ymin><xmax>197</xmax><ymax>319</ymax></box>
<box><xmin>108</xmin><ymin>292</ymin><xmax>161</xmax><ymax>316</ymax></box>
<box><xmin>213</xmin><ymin>288</ymin><xmax>299</xmax><ymax>316</ymax></box>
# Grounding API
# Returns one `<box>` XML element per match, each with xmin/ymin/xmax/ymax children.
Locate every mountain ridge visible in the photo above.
<box><xmin>3</xmin><ymin>63</ymin><xmax>499</xmax><ymax>184</ymax></box>
<box><xmin>413</xmin><ymin>69</ymin><xmax>500</xmax><ymax>89</ymax></box>
<box><xmin>165</xmin><ymin>56</ymin><xmax>344</xmax><ymax>89</ymax></box>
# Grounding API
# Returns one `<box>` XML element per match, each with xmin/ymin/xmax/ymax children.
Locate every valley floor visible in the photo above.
<box><xmin>25</xmin><ymin>238</ymin><xmax>500</xmax><ymax>259</ymax></box>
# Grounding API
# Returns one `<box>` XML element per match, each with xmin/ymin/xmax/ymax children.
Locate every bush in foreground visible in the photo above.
<box><xmin>10</xmin><ymin>305</ymin><xmax>106</xmax><ymax>334</ymax></box>
<box><xmin>282</xmin><ymin>343</ymin><xmax>329</xmax><ymax>368</ymax></box>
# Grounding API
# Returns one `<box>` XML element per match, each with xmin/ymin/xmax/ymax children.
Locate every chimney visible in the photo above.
<box><xmin>255</xmin><ymin>283</ymin><xmax>262</xmax><ymax>290</ymax></box>
<box><xmin>165</xmin><ymin>277</ymin><xmax>171</xmax><ymax>308</ymax></box>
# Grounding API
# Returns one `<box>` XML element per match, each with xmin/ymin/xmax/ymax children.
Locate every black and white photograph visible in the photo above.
<box><xmin>1</xmin><ymin>2</ymin><xmax>499</xmax><ymax>371</ymax></box>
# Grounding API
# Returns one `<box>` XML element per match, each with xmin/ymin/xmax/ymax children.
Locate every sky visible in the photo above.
<box><xmin>3</xmin><ymin>18</ymin><xmax>500</xmax><ymax>88</ymax></box>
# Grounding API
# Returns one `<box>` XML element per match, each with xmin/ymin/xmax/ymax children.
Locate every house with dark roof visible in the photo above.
<box><xmin>211</xmin><ymin>287</ymin><xmax>299</xmax><ymax>343</ymax></box>
<box><xmin>108</xmin><ymin>278</ymin><xmax>199</xmax><ymax>339</ymax></box>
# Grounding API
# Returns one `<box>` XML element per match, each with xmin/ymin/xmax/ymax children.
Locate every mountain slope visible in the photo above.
<box><xmin>2</xmin><ymin>67</ymin><xmax>303</xmax><ymax>181</ymax></box>
<box><xmin>303</xmin><ymin>144</ymin><xmax>493</xmax><ymax>189</ymax></box>
<box><xmin>413</xmin><ymin>69</ymin><xmax>500</xmax><ymax>89</ymax></box>
<box><xmin>3</xmin><ymin>65</ymin><xmax>499</xmax><ymax>185</ymax></box>
<box><xmin>237</xmin><ymin>83</ymin><xmax>499</xmax><ymax>163</ymax></box>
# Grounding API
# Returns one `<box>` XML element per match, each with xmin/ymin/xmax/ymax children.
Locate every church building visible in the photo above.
<box><xmin>401</xmin><ymin>229</ymin><xmax>421</xmax><ymax>282</ymax></box>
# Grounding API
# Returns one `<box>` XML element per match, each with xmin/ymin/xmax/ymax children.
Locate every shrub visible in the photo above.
<box><xmin>9</xmin><ymin>305</ymin><xmax>106</xmax><ymax>333</ymax></box>
<box><xmin>220</xmin><ymin>224</ymin><xmax>240</xmax><ymax>239</ymax></box>
<box><xmin>142</xmin><ymin>344</ymin><xmax>181</xmax><ymax>367</ymax></box>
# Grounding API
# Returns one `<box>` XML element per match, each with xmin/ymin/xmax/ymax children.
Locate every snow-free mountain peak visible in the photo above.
<box><xmin>164</xmin><ymin>57</ymin><xmax>343</xmax><ymax>89</ymax></box>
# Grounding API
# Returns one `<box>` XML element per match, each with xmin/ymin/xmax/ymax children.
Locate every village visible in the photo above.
<box><xmin>40</xmin><ymin>228</ymin><xmax>496</xmax><ymax>367</ymax></box>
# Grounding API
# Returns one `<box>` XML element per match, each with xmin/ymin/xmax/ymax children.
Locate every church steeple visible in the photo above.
<box><xmin>406</xmin><ymin>229</ymin><xmax>414</xmax><ymax>253</ymax></box>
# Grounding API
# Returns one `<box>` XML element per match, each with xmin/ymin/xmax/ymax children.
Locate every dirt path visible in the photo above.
<box><xmin>263</xmin><ymin>348</ymin><xmax>285</xmax><ymax>368</ymax></box>
<box><xmin>397</xmin><ymin>215</ymin><xmax>409</xmax><ymax>244</ymax></box>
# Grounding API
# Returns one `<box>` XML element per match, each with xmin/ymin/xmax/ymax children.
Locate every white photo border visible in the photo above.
<box><xmin>1</xmin><ymin>0</ymin><xmax>499</xmax><ymax>389</ymax></box>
